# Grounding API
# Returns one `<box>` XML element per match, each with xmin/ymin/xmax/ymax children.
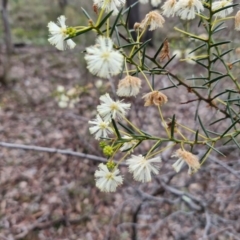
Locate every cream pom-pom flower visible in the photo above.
<box><xmin>161</xmin><ymin>0</ymin><xmax>177</xmax><ymax>17</ymax></box>
<box><xmin>95</xmin><ymin>163</ymin><xmax>123</xmax><ymax>192</ymax></box>
<box><xmin>84</xmin><ymin>36</ymin><xmax>124</xmax><ymax>79</ymax></box>
<box><xmin>97</xmin><ymin>93</ymin><xmax>131</xmax><ymax>121</ymax></box>
<box><xmin>175</xmin><ymin>0</ymin><xmax>204</xmax><ymax>20</ymax></box>
<box><xmin>47</xmin><ymin>15</ymin><xmax>76</xmax><ymax>51</ymax></box>
<box><xmin>89</xmin><ymin>115</ymin><xmax>113</xmax><ymax>140</ymax></box>
<box><xmin>126</xmin><ymin>155</ymin><xmax>162</xmax><ymax>182</ymax></box>
<box><xmin>93</xmin><ymin>0</ymin><xmax>126</xmax><ymax>15</ymax></box>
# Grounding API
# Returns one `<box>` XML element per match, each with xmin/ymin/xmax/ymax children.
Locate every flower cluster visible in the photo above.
<box><xmin>95</xmin><ymin>155</ymin><xmax>162</xmax><ymax>192</ymax></box>
<box><xmin>46</xmin><ymin>0</ymin><xmax>213</xmax><ymax>195</ymax></box>
<box><xmin>88</xmin><ymin>93</ymin><xmax>131</xmax><ymax>139</ymax></box>
<box><xmin>161</xmin><ymin>0</ymin><xmax>234</xmax><ymax>20</ymax></box>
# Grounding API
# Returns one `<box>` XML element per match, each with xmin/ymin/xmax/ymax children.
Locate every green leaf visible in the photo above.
<box><xmin>194</xmin><ymin>130</ymin><xmax>199</xmax><ymax>142</ymax></box>
<box><xmin>167</xmin><ymin>74</ymin><xmax>178</xmax><ymax>88</ymax></box>
<box><xmin>153</xmin><ymin>39</ymin><xmax>166</xmax><ymax>60</ymax></box>
<box><xmin>141</xmin><ymin>46</ymin><xmax>146</xmax><ymax>67</ymax></box>
<box><xmin>210</xmin><ymin>70</ymin><xmax>224</xmax><ymax>75</ymax></box>
<box><xmin>198</xmin><ymin>115</ymin><xmax>209</xmax><ymax>137</ymax></box>
<box><xmin>230</xmin><ymin>59</ymin><xmax>240</xmax><ymax>66</ymax></box>
<box><xmin>187</xmin><ymin>77</ymin><xmax>208</xmax><ymax>80</ymax></box>
<box><xmin>199</xmin><ymin>147</ymin><xmax>212</xmax><ymax>164</ymax></box>
<box><xmin>205</xmin><ymin>143</ymin><xmax>225</xmax><ymax>156</ymax></box>
<box><xmin>151</xmin><ymin>74</ymin><xmax>155</xmax><ymax>89</ymax></box>
<box><xmin>212</xmin><ymin>22</ymin><xmax>225</xmax><ymax>32</ymax></box>
<box><xmin>224</xmin><ymin>97</ymin><xmax>240</xmax><ymax>102</ymax></box>
<box><xmin>226</xmin><ymin>101</ymin><xmax>238</xmax><ymax>129</ymax></box>
<box><xmin>223</xmin><ymin>132</ymin><xmax>240</xmax><ymax>145</ymax></box>
<box><xmin>115</xmin><ymin>26</ymin><xmax>121</xmax><ymax>45</ymax></box>
<box><xmin>188</xmin><ymin>43</ymin><xmax>206</xmax><ymax>54</ymax></box>
<box><xmin>212</xmin><ymin>26</ymin><xmax>226</xmax><ymax>34</ymax></box>
<box><xmin>211</xmin><ymin>49</ymin><xmax>234</xmax><ymax>63</ymax></box>
<box><xmin>124</xmin><ymin>5</ymin><xmax>132</xmax><ymax>27</ymax></box>
<box><xmin>170</xmin><ymin>115</ymin><xmax>175</xmax><ymax>139</ymax></box>
<box><xmin>112</xmin><ymin>119</ymin><xmax>121</xmax><ymax>138</ymax></box>
<box><xmin>162</xmin><ymin>54</ymin><xmax>177</xmax><ymax>69</ymax></box>
<box><xmin>206</xmin><ymin>130</ymin><xmax>221</xmax><ymax>136</ymax></box>
<box><xmin>122</xmin><ymin>1</ymin><xmax>139</xmax><ymax>15</ymax></box>
<box><xmin>131</xmin><ymin>39</ymin><xmax>152</xmax><ymax>57</ymax></box>
<box><xmin>232</xmin><ymin>136</ymin><xmax>240</xmax><ymax>150</ymax></box>
<box><xmin>203</xmin><ymin>74</ymin><xmax>228</xmax><ymax>85</ymax></box>
<box><xmin>210</xmin><ymin>41</ymin><xmax>231</xmax><ymax>48</ymax></box>
<box><xmin>220</xmin><ymin>118</ymin><xmax>240</xmax><ymax>138</ymax></box>
<box><xmin>117</xmin><ymin>121</ymin><xmax>135</xmax><ymax>134</ymax></box>
<box><xmin>198</xmin><ymin>19</ymin><xmax>203</xmax><ymax>28</ymax></box>
<box><xmin>210</xmin><ymin>117</ymin><xmax>227</xmax><ymax>126</ymax></box>
<box><xmin>65</xmin><ymin>27</ymin><xmax>93</xmax><ymax>40</ymax></box>
<box><xmin>194</xmin><ymin>100</ymin><xmax>201</xmax><ymax>121</ymax></box>
<box><xmin>110</xmin><ymin>8</ymin><xmax>123</xmax><ymax>36</ymax></box>
<box><xmin>81</xmin><ymin>7</ymin><xmax>92</xmax><ymax>19</ymax></box>
<box><xmin>195</xmin><ymin>60</ymin><xmax>208</xmax><ymax>69</ymax></box>
<box><xmin>159</xmin><ymin>85</ymin><xmax>180</xmax><ymax>91</ymax></box>
<box><xmin>97</xmin><ymin>11</ymin><xmax>113</xmax><ymax>28</ymax></box>
<box><xmin>191</xmin><ymin>86</ymin><xmax>208</xmax><ymax>89</ymax></box>
<box><xmin>213</xmin><ymin>3</ymin><xmax>238</xmax><ymax>15</ymax></box>
<box><xmin>120</xmin><ymin>42</ymin><xmax>139</xmax><ymax>48</ymax></box>
<box><xmin>148</xmin><ymin>140</ymin><xmax>163</xmax><ymax>154</ymax></box>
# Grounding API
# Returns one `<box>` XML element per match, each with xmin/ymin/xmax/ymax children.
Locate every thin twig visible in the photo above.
<box><xmin>0</xmin><ymin>141</ymin><xmax>106</xmax><ymax>162</ymax></box>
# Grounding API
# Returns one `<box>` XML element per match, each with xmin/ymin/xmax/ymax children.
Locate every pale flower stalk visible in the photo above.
<box><xmin>84</xmin><ymin>36</ymin><xmax>124</xmax><ymax>79</ymax></box>
<box><xmin>235</xmin><ymin>11</ymin><xmax>240</xmax><ymax>31</ymax></box>
<box><xmin>93</xmin><ymin>0</ymin><xmax>126</xmax><ymax>15</ymax></box>
<box><xmin>97</xmin><ymin>93</ymin><xmax>131</xmax><ymax>121</ymax></box>
<box><xmin>95</xmin><ymin>163</ymin><xmax>123</xmax><ymax>192</ymax></box>
<box><xmin>89</xmin><ymin>115</ymin><xmax>113</xmax><ymax>140</ymax></box>
<box><xmin>172</xmin><ymin>149</ymin><xmax>200</xmax><ymax>174</ymax></box>
<box><xmin>175</xmin><ymin>0</ymin><xmax>204</xmax><ymax>20</ymax></box>
<box><xmin>126</xmin><ymin>155</ymin><xmax>161</xmax><ymax>182</ymax></box>
<box><xmin>47</xmin><ymin>15</ymin><xmax>76</xmax><ymax>51</ymax></box>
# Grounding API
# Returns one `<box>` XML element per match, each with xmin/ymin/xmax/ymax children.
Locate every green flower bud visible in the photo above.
<box><xmin>99</xmin><ymin>141</ymin><xmax>107</xmax><ymax>149</ymax></box>
<box><xmin>103</xmin><ymin>146</ymin><xmax>114</xmax><ymax>157</ymax></box>
<box><xmin>66</xmin><ymin>27</ymin><xmax>77</xmax><ymax>37</ymax></box>
<box><xmin>106</xmin><ymin>161</ymin><xmax>116</xmax><ymax>171</ymax></box>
